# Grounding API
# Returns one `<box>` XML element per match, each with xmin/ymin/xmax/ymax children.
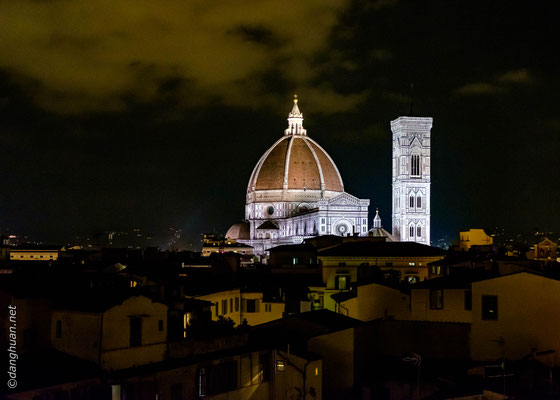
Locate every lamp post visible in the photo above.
<box><xmin>403</xmin><ymin>353</ymin><xmax>421</xmax><ymax>399</ymax></box>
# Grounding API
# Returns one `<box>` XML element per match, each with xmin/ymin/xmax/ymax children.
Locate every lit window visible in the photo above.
<box><xmin>482</xmin><ymin>295</ymin><xmax>498</xmax><ymax>320</ymax></box>
<box><xmin>276</xmin><ymin>360</ymin><xmax>285</xmax><ymax>371</ymax></box>
<box><xmin>335</xmin><ymin>275</ymin><xmax>349</xmax><ymax>290</ymax></box>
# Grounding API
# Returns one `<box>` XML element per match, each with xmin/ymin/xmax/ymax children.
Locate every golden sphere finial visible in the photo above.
<box><xmin>293</xmin><ymin>93</ymin><xmax>298</xmax><ymax>104</ymax></box>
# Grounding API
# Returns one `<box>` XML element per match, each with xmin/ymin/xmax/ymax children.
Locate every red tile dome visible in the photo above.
<box><xmin>247</xmin><ymin>97</ymin><xmax>344</xmax><ymax>199</ymax></box>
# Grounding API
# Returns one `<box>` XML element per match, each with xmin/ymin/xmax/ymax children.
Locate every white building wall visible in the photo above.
<box><xmin>241</xmin><ymin>192</ymin><xmax>369</xmax><ymax>256</ymax></box>
<box><xmin>391</xmin><ymin>117</ymin><xmax>432</xmax><ymax>244</ymax></box>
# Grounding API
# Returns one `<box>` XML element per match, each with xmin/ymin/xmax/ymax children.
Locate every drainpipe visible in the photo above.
<box><xmin>111</xmin><ymin>384</ymin><xmax>121</xmax><ymax>400</ymax></box>
<box><xmin>277</xmin><ymin>348</ymin><xmax>311</xmax><ymax>400</ymax></box>
<box><xmin>302</xmin><ymin>359</ymin><xmax>310</xmax><ymax>400</ymax></box>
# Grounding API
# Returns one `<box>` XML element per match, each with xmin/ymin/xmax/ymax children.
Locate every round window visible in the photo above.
<box><xmin>337</xmin><ymin>224</ymin><xmax>347</xmax><ymax>234</ymax></box>
<box><xmin>267</xmin><ymin>206</ymin><xmax>275</xmax><ymax>215</ymax></box>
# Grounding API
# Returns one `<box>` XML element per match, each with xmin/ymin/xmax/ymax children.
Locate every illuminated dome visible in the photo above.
<box><xmin>236</xmin><ymin>96</ymin><xmax>370</xmax><ymax>256</ymax></box>
<box><xmin>247</xmin><ymin>96</ymin><xmax>344</xmax><ymax>202</ymax></box>
<box><xmin>225</xmin><ymin>221</ymin><xmax>250</xmax><ymax>240</ymax></box>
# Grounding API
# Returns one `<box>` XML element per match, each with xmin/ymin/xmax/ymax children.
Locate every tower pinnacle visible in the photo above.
<box><xmin>373</xmin><ymin>208</ymin><xmax>382</xmax><ymax>228</ymax></box>
<box><xmin>285</xmin><ymin>95</ymin><xmax>307</xmax><ymax>136</ymax></box>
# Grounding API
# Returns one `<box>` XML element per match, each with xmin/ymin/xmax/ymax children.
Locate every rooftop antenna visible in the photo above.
<box><xmin>409</xmin><ymin>82</ymin><xmax>414</xmax><ymax>116</ymax></box>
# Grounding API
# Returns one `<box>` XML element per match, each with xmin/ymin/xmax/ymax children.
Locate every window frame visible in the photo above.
<box><xmin>129</xmin><ymin>317</ymin><xmax>142</xmax><ymax>347</ymax></box>
<box><xmin>55</xmin><ymin>320</ymin><xmax>62</xmax><ymax>339</ymax></box>
<box><xmin>429</xmin><ymin>289</ymin><xmax>444</xmax><ymax>310</ymax></box>
<box><xmin>335</xmin><ymin>275</ymin><xmax>350</xmax><ymax>290</ymax></box>
<box><xmin>411</xmin><ymin>154</ymin><xmax>421</xmax><ymax>177</ymax></box>
<box><xmin>481</xmin><ymin>295</ymin><xmax>498</xmax><ymax>320</ymax></box>
<box><xmin>464</xmin><ymin>290</ymin><xmax>472</xmax><ymax>311</ymax></box>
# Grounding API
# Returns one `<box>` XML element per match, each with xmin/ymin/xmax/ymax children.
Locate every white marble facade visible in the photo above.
<box><xmin>227</xmin><ymin>99</ymin><xmax>434</xmax><ymax>255</ymax></box>
<box><xmin>244</xmin><ymin>192</ymin><xmax>370</xmax><ymax>255</ymax></box>
<box><xmin>236</xmin><ymin>98</ymin><xmax>370</xmax><ymax>255</ymax></box>
<box><xmin>391</xmin><ymin>116</ymin><xmax>432</xmax><ymax>244</ymax></box>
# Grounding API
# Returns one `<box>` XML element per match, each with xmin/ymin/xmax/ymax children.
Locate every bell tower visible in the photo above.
<box><xmin>391</xmin><ymin>116</ymin><xmax>432</xmax><ymax>244</ymax></box>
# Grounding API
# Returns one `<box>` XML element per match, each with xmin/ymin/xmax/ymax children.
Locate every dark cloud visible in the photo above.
<box><xmin>0</xmin><ymin>0</ymin><xmax>559</xmax><ymax>245</ymax></box>
<box><xmin>497</xmin><ymin>68</ymin><xmax>534</xmax><ymax>85</ymax></box>
<box><xmin>455</xmin><ymin>82</ymin><xmax>504</xmax><ymax>96</ymax></box>
<box><xmin>0</xmin><ymin>0</ymin><xmax>367</xmax><ymax>114</ymax></box>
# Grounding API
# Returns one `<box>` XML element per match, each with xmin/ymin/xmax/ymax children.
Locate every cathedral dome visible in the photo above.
<box><xmin>226</xmin><ymin>221</ymin><xmax>250</xmax><ymax>240</ymax></box>
<box><xmin>247</xmin><ymin>97</ymin><xmax>344</xmax><ymax>200</ymax></box>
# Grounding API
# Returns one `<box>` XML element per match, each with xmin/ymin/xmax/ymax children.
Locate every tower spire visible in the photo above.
<box><xmin>373</xmin><ymin>208</ymin><xmax>382</xmax><ymax>228</ymax></box>
<box><xmin>285</xmin><ymin>94</ymin><xmax>307</xmax><ymax>136</ymax></box>
<box><xmin>409</xmin><ymin>83</ymin><xmax>414</xmax><ymax>116</ymax></box>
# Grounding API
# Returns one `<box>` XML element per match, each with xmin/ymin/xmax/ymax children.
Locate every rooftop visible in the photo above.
<box><xmin>318</xmin><ymin>241</ymin><xmax>447</xmax><ymax>258</ymax></box>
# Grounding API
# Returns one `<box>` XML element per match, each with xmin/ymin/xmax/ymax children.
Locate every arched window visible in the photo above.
<box><xmin>417</xmin><ymin>226</ymin><xmax>422</xmax><ymax>237</ymax></box>
<box><xmin>410</xmin><ymin>226</ymin><xmax>414</xmax><ymax>237</ymax></box>
<box><xmin>411</xmin><ymin>155</ymin><xmax>421</xmax><ymax>176</ymax></box>
<box><xmin>417</xmin><ymin>196</ymin><xmax>422</xmax><ymax>208</ymax></box>
<box><xmin>409</xmin><ymin>195</ymin><xmax>415</xmax><ymax>208</ymax></box>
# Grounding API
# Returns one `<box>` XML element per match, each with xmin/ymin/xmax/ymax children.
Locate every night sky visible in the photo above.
<box><xmin>0</xmin><ymin>0</ymin><xmax>558</xmax><ymax>247</ymax></box>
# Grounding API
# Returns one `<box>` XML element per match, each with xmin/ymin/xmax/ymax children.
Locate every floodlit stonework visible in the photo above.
<box><xmin>231</xmin><ymin>97</ymin><xmax>370</xmax><ymax>255</ymax></box>
<box><xmin>391</xmin><ymin>116</ymin><xmax>432</xmax><ymax>244</ymax></box>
